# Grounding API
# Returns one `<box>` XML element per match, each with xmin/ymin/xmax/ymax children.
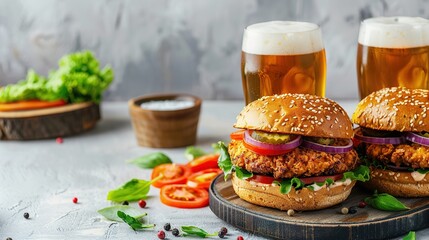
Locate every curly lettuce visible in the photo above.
<box><xmin>0</xmin><ymin>51</ymin><xmax>113</xmax><ymax>104</ymax></box>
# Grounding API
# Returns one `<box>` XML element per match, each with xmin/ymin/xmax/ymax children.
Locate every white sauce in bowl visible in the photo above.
<box><xmin>140</xmin><ymin>100</ymin><xmax>195</xmax><ymax>111</ymax></box>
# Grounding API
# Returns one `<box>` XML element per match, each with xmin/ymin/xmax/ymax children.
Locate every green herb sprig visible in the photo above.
<box><xmin>365</xmin><ymin>191</ymin><xmax>409</xmax><ymax>211</ymax></box>
<box><xmin>127</xmin><ymin>152</ymin><xmax>172</xmax><ymax>169</ymax></box>
<box><xmin>117</xmin><ymin>211</ymin><xmax>155</xmax><ymax>230</ymax></box>
<box><xmin>106</xmin><ymin>174</ymin><xmax>163</xmax><ymax>202</ymax></box>
<box><xmin>97</xmin><ymin>205</ymin><xmax>146</xmax><ymax>222</ymax></box>
<box><xmin>185</xmin><ymin>146</ymin><xmax>206</xmax><ymax>161</ymax></box>
<box><xmin>181</xmin><ymin>226</ymin><xmax>217</xmax><ymax>238</ymax></box>
<box><xmin>403</xmin><ymin>231</ymin><xmax>416</xmax><ymax>240</ymax></box>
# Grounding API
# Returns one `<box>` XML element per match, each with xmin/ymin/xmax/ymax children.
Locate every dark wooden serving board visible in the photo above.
<box><xmin>209</xmin><ymin>174</ymin><xmax>429</xmax><ymax>240</ymax></box>
<box><xmin>0</xmin><ymin>102</ymin><xmax>100</xmax><ymax>140</ymax></box>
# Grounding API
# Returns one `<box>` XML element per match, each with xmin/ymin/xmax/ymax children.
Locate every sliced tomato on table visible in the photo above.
<box><xmin>160</xmin><ymin>184</ymin><xmax>209</xmax><ymax>208</ymax></box>
<box><xmin>151</xmin><ymin>164</ymin><xmax>190</xmax><ymax>188</ymax></box>
<box><xmin>187</xmin><ymin>168</ymin><xmax>222</xmax><ymax>189</ymax></box>
<box><xmin>186</xmin><ymin>154</ymin><xmax>220</xmax><ymax>173</ymax></box>
<box><xmin>0</xmin><ymin>99</ymin><xmax>67</xmax><ymax>112</ymax></box>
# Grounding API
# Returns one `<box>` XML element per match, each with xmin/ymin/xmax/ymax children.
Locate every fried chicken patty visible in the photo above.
<box><xmin>365</xmin><ymin>143</ymin><xmax>429</xmax><ymax>169</ymax></box>
<box><xmin>228</xmin><ymin>140</ymin><xmax>359</xmax><ymax>179</ymax></box>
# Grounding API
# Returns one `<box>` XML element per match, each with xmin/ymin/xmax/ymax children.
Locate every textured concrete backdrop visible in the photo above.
<box><xmin>0</xmin><ymin>0</ymin><xmax>428</xmax><ymax>101</ymax></box>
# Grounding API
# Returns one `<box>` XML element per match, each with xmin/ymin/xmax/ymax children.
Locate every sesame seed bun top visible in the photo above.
<box><xmin>352</xmin><ymin>87</ymin><xmax>429</xmax><ymax>132</ymax></box>
<box><xmin>234</xmin><ymin>94</ymin><xmax>353</xmax><ymax>139</ymax></box>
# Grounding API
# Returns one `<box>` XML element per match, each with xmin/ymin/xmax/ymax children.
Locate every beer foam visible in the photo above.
<box><xmin>242</xmin><ymin>21</ymin><xmax>324</xmax><ymax>55</ymax></box>
<box><xmin>358</xmin><ymin>17</ymin><xmax>429</xmax><ymax>48</ymax></box>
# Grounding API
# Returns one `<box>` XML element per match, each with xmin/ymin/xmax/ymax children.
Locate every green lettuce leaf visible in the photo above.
<box><xmin>217</xmin><ymin>141</ymin><xmax>233</xmax><ymax>180</ymax></box>
<box><xmin>417</xmin><ymin>169</ymin><xmax>429</xmax><ymax>174</ymax></box>
<box><xmin>235</xmin><ymin>166</ymin><xmax>253</xmax><ymax>179</ymax></box>
<box><xmin>273</xmin><ymin>178</ymin><xmax>305</xmax><ymax>194</ymax></box>
<box><xmin>0</xmin><ymin>51</ymin><xmax>113</xmax><ymax>104</ymax></box>
<box><xmin>342</xmin><ymin>165</ymin><xmax>370</xmax><ymax>182</ymax></box>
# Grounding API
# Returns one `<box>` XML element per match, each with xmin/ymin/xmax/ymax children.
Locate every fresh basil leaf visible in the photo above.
<box><xmin>211</xmin><ymin>143</ymin><xmax>221</xmax><ymax>153</ymax></box>
<box><xmin>234</xmin><ymin>166</ymin><xmax>253</xmax><ymax>180</ymax></box>
<box><xmin>217</xmin><ymin>142</ymin><xmax>233</xmax><ymax>180</ymax></box>
<box><xmin>342</xmin><ymin>165</ymin><xmax>370</xmax><ymax>182</ymax></box>
<box><xmin>127</xmin><ymin>152</ymin><xmax>172</xmax><ymax>169</ymax></box>
<box><xmin>181</xmin><ymin>226</ymin><xmax>217</xmax><ymax>238</ymax></box>
<box><xmin>364</xmin><ymin>192</ymin><xmax>409</xmax><ymax>211</ymax></box>
<box><xmin>274</xmin><ymin>177</ymin><xmax>305</xmax><ymax>194</ymax></box>
<box><xmin>403</xmin><ymin>231</ymin><xmax>416</xmax><ymax>240</ymax></box>
<box><xmin>417</xmin><ymin>169</ymin><xmax>429</xmax><ymax>174</ymax></box>
<box><xmin>98</xmin><ymin>205</ymin><xmax>146</xmax><ymax>222</ymax></box>
<box><xmin>107</xmin><ymin>176</ymin><xmax>161</xmax><ymax>202</ymax></box>
<box><xmin>117</xmin><ymin>211</ymin><xmax>154</xmax><ymax>230</ymax></box>
<box><xmin>185</xmin><ymin>146</ymin><xmax>206</xmax><ymax>161</ymax></box>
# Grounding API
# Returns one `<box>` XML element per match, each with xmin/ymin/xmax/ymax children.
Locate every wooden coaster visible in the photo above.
<box><xmin>0</xmin><ymin>102</ymin><xmax>100</xmax><ymax>140</ymax></box>
<box><xmin>209</xmin><ymin>174</ymin><xmax>429</xmax><ymax>240</ymax></box>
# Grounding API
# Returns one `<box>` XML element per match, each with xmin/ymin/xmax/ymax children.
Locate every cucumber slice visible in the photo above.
<box><xmin>251</xmin><ymin>131</ymin><xmax>293</xmax><ymax>144</ymax></box>
<box><xmin>307</xmin><ymin>137</ymin><xmax>335</xmax><ymax>145</ymax></box>
<box><xmin>419</xmin><ymin>132</ymin><xmax>429</xmax><ymax>138</ymax></box>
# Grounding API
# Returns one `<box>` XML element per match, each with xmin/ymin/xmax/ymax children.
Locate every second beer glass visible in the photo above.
<box><xmin>241</xmin><ymin>21</ymin><xmax>326</xmax><ymax>104</ymax></box>
<box><xmin>357</xmin><ymin>17</ymin><xmax>429</xmax><ymax>99</ymax></box>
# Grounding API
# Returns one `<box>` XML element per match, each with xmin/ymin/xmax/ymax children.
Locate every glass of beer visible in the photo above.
<box><xmin>241</xmin><ymin>21</ymin><xmax>326</xmax><ymax>104</ymax></box>
<box><xmin>357</xmin><ymin>17</ymin><xmax>429</xmax><ymax>99</ymax></box>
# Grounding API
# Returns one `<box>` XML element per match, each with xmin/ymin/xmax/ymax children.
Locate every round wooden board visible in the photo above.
<box><xmin>0</xmin><ymin>102</ymin><xmax>100</xmax><ymax>140</ymax></box>
<box><xmin>209</xmin><ymin>174</ymin><xmax>429</xmax><ymax>240</ymax></box>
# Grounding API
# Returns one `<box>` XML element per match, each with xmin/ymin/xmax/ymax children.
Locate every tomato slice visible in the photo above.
<box><xmin>299</xmin><ymin>173</ymin><xmax>344</xmax><ymax>185</ymax></box>
<box><xmin>230</xmin><ymin>130</ymin><xmax>245</xmax><ymax>140</ymax></box>
<box><xmin>0</xmin><ymin>99</ymin><xmax>67</xmax><ymax>112</ymax></box>
<box><xmin>248</xmin><ymin>174</ymin><xmax>275</xmax><ymax>184</ymax></box>
<box><xmin>160</xmin><ymin>184</ymin><xmax>209</xmax><ymax>208</ymax></box>
<box><xmin>151</xmin><ymin>164</ymin><xmax>190</xmax><ymax>188</ymax></box>
<box><xmin>243</xmin><ymin>140</ymin><xmax>294</xmax><ymax>156</ymax></box>
<box><xmin>186</xmin><ymin>154</ymin><xmax>220</xmax><ymax>173</ymax></box>
<box><xmin>187</xmin><ymin>168</ymin><xmax>222</xmax><ymax>189</ymax></box>
<box><xmin>352</xmin><ymin>137</ymin><xmax>361</xmax><ymax>148</ymax></box>
<box><xmin>248</xmin><ymin>173</ymin><xmax>344</xmax><ymax>185</ymax></box>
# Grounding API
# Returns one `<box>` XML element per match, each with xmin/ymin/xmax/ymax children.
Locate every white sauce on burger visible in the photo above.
<box><xmin>411</xmin><ymin>171</ymin><xmax>426</xmax><ymax>181</ymax></box>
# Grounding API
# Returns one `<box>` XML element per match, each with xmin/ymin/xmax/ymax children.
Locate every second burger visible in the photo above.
<box><xmin>218</xmin><ymin>93</ymin><xmax>370</xmax><ymax>211</ymax></box>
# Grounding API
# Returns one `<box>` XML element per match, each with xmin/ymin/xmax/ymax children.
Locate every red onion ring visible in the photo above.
<box><xmin>354</xmin><ymin>128</ymin><xmax>406</xmax><ymax>145</ymax></box>
<box><xmin>405</xmin><ymin>132</ymin><xmax>429</xmax><ymax>147</ymax></box>
<box><xmin>301</xmin><ymin>139</ymin><xmax>353</xmax><ymax>154</ymax></box>
<box><xmin>243</xmin><ymin>130</ymin><xmax>302</xmax><ymax>155</ymax></box>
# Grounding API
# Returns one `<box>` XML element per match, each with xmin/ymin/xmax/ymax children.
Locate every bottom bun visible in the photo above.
<box><xmin>363</xmin><ymin>167</ymin><xmax>429</xmax><ymax>197</ymax></box>
<box><xmin>231</xmin><ymin>173</ymin><xmax>356</xmax><ymax>211</ymax></box>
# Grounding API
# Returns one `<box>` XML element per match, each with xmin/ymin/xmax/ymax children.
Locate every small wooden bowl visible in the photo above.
<box><xmin>128</xmin><ymin>93</ymin><xmax>202</xmax><ymax>148</ymax></box>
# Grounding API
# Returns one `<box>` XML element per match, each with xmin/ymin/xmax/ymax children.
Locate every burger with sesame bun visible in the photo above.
<box><xmin>217</xmin><ymin>93</ymin><xmax>370</xmax><ymax>211</ymax></box>
<box><xmin>352</xmin><ymin>87</ymin><xmax>429</xmax><ymax>197</ymax></box>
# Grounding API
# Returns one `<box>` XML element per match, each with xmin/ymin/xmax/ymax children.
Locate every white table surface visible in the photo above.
<box><xmin>0</xmin><ymin>100</ymin><xmax>428</xmax><ymax>240</ymax></box>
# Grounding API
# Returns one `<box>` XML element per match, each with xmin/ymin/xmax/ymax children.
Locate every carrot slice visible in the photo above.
<box><xmin>0</xmin><ymin>100</ymin><xmax>67</xmax><ymax>112</ymax></box>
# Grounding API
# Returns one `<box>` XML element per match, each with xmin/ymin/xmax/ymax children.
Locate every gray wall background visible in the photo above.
<box><xmin>0</xmin><ymin>0</ymin><xmax>428</xmax><ymax>101</ymax></box>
